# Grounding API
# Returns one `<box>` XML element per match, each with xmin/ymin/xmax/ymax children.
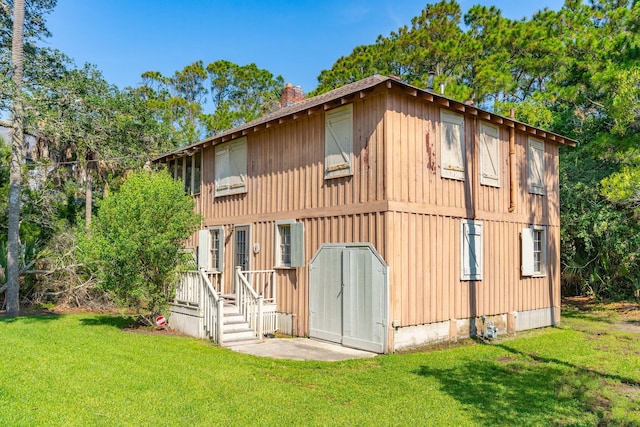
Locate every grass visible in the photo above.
<box><xmin>0</xmin><ymin>307</ymin><xmax>639</xmax><ymax>426</ymax></box>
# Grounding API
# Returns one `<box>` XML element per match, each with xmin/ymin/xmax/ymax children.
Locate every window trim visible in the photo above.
<box><xmin>479</xmin><ymin>121</ymin><xmax>500</xmax><ymax>187</ymax></box>
<box><xmin>440</xmin><ymin>109</ymin><xmax>466</xmax><ymax>181</ymax></box>
<box><xmin>460</xmin><ymin>219</ymin><xmax>483</xmax><ymax>281</ymax></box>
<box><xmin>528</xmin><ymin>137</ymin><xmax>545</xmax><ymax>195</ymax></box>
<box><xmin>522</xmin><ymin>225</ymin><xmax>547</xmax><ymax>277</ymax></box>
<box><xmin>324</xmin><ymin>104</ymin><xmax>353</xmax><ymax>180</ymax></box>
<box><xmin>215</xmin><ymin>137</ymin><xmax>247</xmax><ymax>197</ymax></box>
<box><xmin>208</xmin><ymin>226</ymin><xmax>224</xmax><ymax>272</ymax></box>
<box><xmin>274</xmin><ymin>220</ymin><xmax>305</xmax><ymax>269</ymax></box>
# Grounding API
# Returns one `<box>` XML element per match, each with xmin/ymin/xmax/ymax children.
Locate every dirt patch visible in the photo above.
<box><xmin>563</xmin><ymin>296</ymin><xmax>640</xmax><ymax>319</ymax></box>
<box><xmin>122</xmin><ymin>325</ymin><xmax>188</xmax><ymax>337</ymax></box>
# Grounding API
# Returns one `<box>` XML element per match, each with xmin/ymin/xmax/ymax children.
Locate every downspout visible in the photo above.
<box><xmin>508</xmin><ymin>109</ymin><xmax>516</xmax><ymax>213</ymax></box>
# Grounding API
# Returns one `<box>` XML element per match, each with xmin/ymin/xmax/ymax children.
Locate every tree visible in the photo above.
<box><xmin>79</xmin><ymin>170</ymin><xmax>200</xmax><ymax>322</ymax></box>
<box><xmin>140</xmin><ymin>60</ymin><xmax>284</xmax><ymax>144</ymax></box>
<box><xmin>5</xmin><ymin>0</ymin><xmax>25</xmax><ymax>315</ymax></box>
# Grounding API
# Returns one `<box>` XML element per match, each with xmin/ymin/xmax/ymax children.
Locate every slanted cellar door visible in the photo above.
<box><xmin>309</xmin><ymin>244</ymin><xmax>388</xmax><ymax>353</ymax></box>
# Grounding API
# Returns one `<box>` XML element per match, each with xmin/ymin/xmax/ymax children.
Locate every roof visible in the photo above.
<box><xmin>155</xmin><ymin>74</ymin><xmax>576</xmax><ymax>161</ymax></box>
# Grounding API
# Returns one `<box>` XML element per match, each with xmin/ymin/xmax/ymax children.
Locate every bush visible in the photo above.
<box><xmin>79</xmin><ymin>170</ymin><xmax>200</xmax><ymax>322</ymax></box>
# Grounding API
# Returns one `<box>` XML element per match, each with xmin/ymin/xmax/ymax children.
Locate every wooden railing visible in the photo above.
<box><xmin>243</xmin><ymin>269</ymin><xmax>277</xmax><ymax>304</ymax></box>
<box><xmin>174</xmin><ymin>269</ymin><xmax>224</xmax><ymax>344</ymax></box>
<box><xmin>235</xmin><ymin>267</ymin><xmax>278</xmax><ymax>338</ymax></box>
<box><xmin>199</xmin><ymin>269</ymin><xmax>224</xmax><ymax>344</ymax></box>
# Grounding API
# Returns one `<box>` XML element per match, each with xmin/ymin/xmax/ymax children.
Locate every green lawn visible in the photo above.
<box><xmin>1</xmin><ymin>307</ymin><xmax>639</xmax><ymax>426</ymax></box>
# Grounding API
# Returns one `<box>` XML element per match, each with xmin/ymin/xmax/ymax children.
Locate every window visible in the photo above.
<box><xmin>167</xmin><ymin>160</ymin><xmax>176</xmax><ymax>179</ymax></box>
<box><xmin>168</xmin><ymin>153</ymin><xmax>201</xmax><ymax>195</ymax></box>
<box><xmin>325</xmin><ymin>104</ymin><xmax>353</xmax><ymax>179</ymax></box>
<box><xmin>197</xmin><ymin>227</ymin><xmax>224</xmax><ymax>272</ymax></box>
<box><xmin>176</xmin><ymin>157</ymin><xmax>184</xmax><ymax>184</ymax></box>
<box><xmin>522</xmin><ymin>225</ymin><xmax>547</xmax><ymax>277</ymax></box>
<box><xmin>275</xmin><ymin>220</ymin><xmax>305</xmax><ymax>268</ymax></box>
<box><xmin>528</xmin><ymin>138</ymin><xmax>545</xmax><ymax>195</ymax></box>
<box><xmin>440</xmin><ymin>110</ymin><xmax>465</xmax><ymax>180</ymax></box>
<box><xmin>479</xmin><ymin>122</ymin><xmax>500</xmax><ymax>187</ymax></box>
<box><xmin>192</xmin><ymin>152</ymin><xmax>201</xmax><ymax>194</ymax></box>
<box><xmin>215</xmin><ymin>137</ymin><xmax>247</xmax><ymax>197</ymax></box>
<box><xmin>185</xmin><ymin>156</ymin><xmax>193</xmax><ymax>194</ymax></box>
<box><xmin>461</xmin><ymin>220</ymin><xmax>482</xmax><ymax>281</ymax></box>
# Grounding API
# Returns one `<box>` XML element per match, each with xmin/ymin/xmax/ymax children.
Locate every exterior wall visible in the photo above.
<box><xmin>382</xmin><ymin>88</ymin><xmax>561</xmax><ymax>350</ymax></box>
<box><xmin>194</xmin><ymin>90</ymin><xmax>388</xmax><ymax>336</ymax></box>
<box><xmin>172</xmin><ymin>83</ymin><xmax>564</xmax><ymax>352</ymax></box>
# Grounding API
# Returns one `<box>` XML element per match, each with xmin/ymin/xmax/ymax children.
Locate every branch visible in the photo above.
<box><xmin>0</xmin><ymin>2</ymin><xmax>10</xmax><ymax>16</ymax></box>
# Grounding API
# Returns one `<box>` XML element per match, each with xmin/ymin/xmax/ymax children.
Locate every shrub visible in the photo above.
<box><xmin>79</xmin><ymin>170</ymin><xmax>200</xmax><ymax>322</ymax></box>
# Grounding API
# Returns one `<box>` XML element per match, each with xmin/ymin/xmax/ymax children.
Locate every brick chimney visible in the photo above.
<box><xmin>281</xmin><ymin>83</ymin><xmax>305</xmax><ymax>107</ymax></box>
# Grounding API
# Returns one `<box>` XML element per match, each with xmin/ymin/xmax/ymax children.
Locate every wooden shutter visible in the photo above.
<box><xmin>214</xmin><ymin>145</ymin><xmax>230</xmax><ymax>197</ymax></box>
<box><xmin>228</xmin><ymin>138</ymin><xmax>247</xmax><ymax>194</ymax></box>
<box><xmin>521</xmin><ymin>227</ymin><xmax>534</xmax><ymax>276</ymax></box>
<box><xmin>479</xmin><ymin>122</ymin><xmax>500</xmax><ymax>187</ymax></box>
<box><xmin>198</xmin><ymin>229</ymin><xmax>210</xmax><ymax>270</ymax></box>
<box><xmin>215</xmin><ymin>138</ymin><xmax>247</xmax><ymax>196</ymax></box>
<box><xmin>290</xmin><ymin>222</ymin><xmax>305</xmax><ymax>268</ymax></box>
<box><xmin>325</xmin><ymin>104</ymin><xmax>353</xmax><ymax>179</ymax></box>
<box><xmin>440</xmin><ymin>110</ymin><xmax>465</xmax><ymax>180</ymax></box>
<box><xmin>461</xmin><ymin>220</ymin><xmax>482</xmax><ymax>280</ymax></box>
<box><xmin>528</xmin><ymin>138</ymin><xmax>545</xmax><ymax>194</ymax></box>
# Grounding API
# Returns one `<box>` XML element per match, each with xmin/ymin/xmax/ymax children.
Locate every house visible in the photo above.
<box><xmin>155</xmin><ymin>75</ymin><xmax>575</xmax><ymax>353</ymax></box>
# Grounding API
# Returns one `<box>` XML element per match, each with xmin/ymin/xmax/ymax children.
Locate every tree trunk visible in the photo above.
<box><xmin>85</xmin><ymin>160</ymin><xmax>92</xmax><ymax>227</ymax></box>
<box><xmin>7</xmin><ymin>0</ymin><xmax>25</xmax><ymax>316</ymax></box>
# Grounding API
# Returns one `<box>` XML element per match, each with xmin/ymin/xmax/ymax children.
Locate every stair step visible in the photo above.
<box><xmin>223</xmin><ymin>328</ymin><xmax>256</xmax><ymax>341</ymax></box>
<box><xmin>221</xmin><ymin>336</ymin><xmax>262</xmax><ymax>346</ymax></box>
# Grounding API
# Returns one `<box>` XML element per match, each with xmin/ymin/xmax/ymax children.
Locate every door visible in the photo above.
<box><xmin>309</xmin><ymin>244</ymin><xmax>388</xmax><ymax>353</ymax></box>
<box><xmin>234</xmin><ymin>225</ymin><xmax>250</xmax><ymax>272</ymax></box>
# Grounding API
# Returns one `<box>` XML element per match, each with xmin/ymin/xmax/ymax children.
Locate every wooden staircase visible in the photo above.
<box><xmin>220</xmin><ymin>300</ymin><xmax>260</xmax><ymax>345</ymax></box>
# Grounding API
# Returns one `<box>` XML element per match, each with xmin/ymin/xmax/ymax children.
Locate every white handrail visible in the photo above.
<box><xmin>199</xmin><ymin>269</ymin><xmax>224</xmax><ymax>345</ymax></box>
<box><xmin>174</xmin><ymin>269</ymin><xmax>223</xmax><ymax>344</ymax></box>
<box><xmin>235</xmin><ymin>266</ymin><xmax>262</xmax><ymax>339</ymax></box>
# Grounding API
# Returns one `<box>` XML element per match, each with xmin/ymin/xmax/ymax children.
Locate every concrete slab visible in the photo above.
<box><xmin>224</xmin><ymin>338</ymin><xmax>377</xmax><ymax>361</ymax></box>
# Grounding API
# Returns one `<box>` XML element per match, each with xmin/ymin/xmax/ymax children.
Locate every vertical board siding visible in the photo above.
<box><xmin>205</xmin><ymin>212</ymin><xmax>387</xmax><ymax>337</ymax></box>
<box><xmin>385</xmin><ymin>211</ymin><xmax>560</xmax><ymax>327</ymax></box>
<box><xmin>184</xmin><ymin>86</ymin><xmax>562</xmax><ymax>341</ymax></box>
<box><xmin>199</xmin><ymin>92</ymin><xmax>386</xmax><ymax>223</ymax></box>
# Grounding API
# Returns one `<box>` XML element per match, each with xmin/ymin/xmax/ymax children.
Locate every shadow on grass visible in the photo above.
<box><xmin>497</xmin><ymin>343</ymin><xmax>640</xmax><ymax>387</ymax></box>
<box><xmin>0</xmin><ymin>313</ymin><xmax>61</xmax><ymax>324</ymax></box>
<box><xmin>562</xmin><ymin>309</ymin><xmax>619</xmax><ymax>325</ymax></box>
<box><xmin>414</xmin><ymin>359</ymin><xmax>579</xmax><ymax>426</ymax></box>
<box><xmin>79</xmin><ymin>315</ymin><xmax>138</xmax><ymax>329</ymax></box>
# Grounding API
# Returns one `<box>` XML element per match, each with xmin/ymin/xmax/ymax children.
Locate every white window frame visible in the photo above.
<box><xmin>522</xmin><ymin>225</ymin><xmax>547</xmax><ymax>277</ymax></box>
<box><xmin>461</xmin><ymin>220</ymin><xmax>483</xmax><ymax>281</ymax></box>
<box><xmin>197</xmin><ymin>226</ymin><xmax>225</xmax><ymax>272</ymax></box>
<box><xmin>274</xmin><ymin>220</ymin><xmax>305</xmax><ymax>269</ymax></box>
<box><xmin>215</xmin><ymin>137</ymin><xmax>247</xmax><ymax>197</ymax></box>
<box><xmin>479</xmin><ymin>121</ymin><xmax>500</xmax><ymax>187</ymax></box>
<box><xmin>324</xmin><ymin>104</ymin><xmax>353</xmax><ymax>179</ymax></box>
<box><xmin>528</xmin><ymin>137</ymin><xmax>545</xmax><ymax>195</ymax></box>
<box><xmin>208</xmin><ymin>226</ymin><xmax>224</xmax><ymax>272</ymax></box>
<box><xmin>440</xmin><ymin>109</ymin><xmax>465</xmax><ymax>181</ymax></box>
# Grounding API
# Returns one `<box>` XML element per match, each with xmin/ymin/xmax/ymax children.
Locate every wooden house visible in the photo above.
<box><xmin>156</xmin><ymin>75</ymin><xmax>575</xmax><ymax>353</ymax></box>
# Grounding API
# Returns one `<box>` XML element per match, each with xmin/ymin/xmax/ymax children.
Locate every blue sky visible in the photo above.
<box><xmin>43</xmin><ymin>0</ymin><xmax>565</xmax><ymax>94</ymax></box>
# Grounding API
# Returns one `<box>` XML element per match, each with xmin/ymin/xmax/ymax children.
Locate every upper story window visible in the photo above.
<box><xmin>479</xmin><ymin>122</ymin><xmax>500</xmax><ymax>187</ymax></box>
<box><xmin>440</xmin><ymin>110</ymin><xmax>465</xmax><ymax>181</ymax></box>
<box><xmin>167</xmin><ymin>152</ymin><xmax>201</xmax><ymax>195</ymax></box>
<box><xmin>528</xmin><ymin>137</ymin><xmax>545</xmax><ymax>195</ymax></box>
<box><xmin>325</xmin><ymin>104</ymin><xmax>353</xmax><ymax>179</ymax></box>
<box><xmin>215</xmin><ymin>137</ymin><xmax>247</xmax><ymax>197</ymax></box>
